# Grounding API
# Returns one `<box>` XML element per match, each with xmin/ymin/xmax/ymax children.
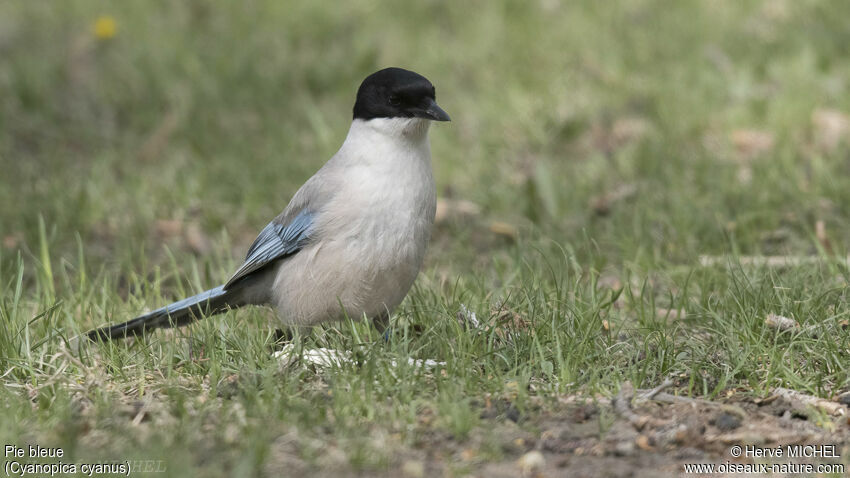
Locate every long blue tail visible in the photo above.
<box><xmin>87</xmin><ymin>285</ymin><xmax>242</xmax><ymax>341</ymax></box>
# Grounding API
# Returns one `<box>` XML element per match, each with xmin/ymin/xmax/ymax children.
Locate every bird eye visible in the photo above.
<box><xmin>389</xmin><ymin>94</ymin><xmax>401</xmax><ymax>106</ymax></box>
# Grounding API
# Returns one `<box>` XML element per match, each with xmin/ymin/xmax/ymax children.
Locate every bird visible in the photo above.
<box><xmin>86</xmin><ymin>67</ymin><xmax>450</xmax><ymax>341</ymax></box>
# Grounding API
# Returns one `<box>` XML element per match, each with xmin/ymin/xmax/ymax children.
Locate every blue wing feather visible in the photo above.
<box><xmin>223</xmin><ymin>210</ymin><xmax>314</xmax><ymax>289</ymax></box>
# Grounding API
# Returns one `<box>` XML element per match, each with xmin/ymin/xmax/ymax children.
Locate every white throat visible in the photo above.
<box><xmin>348</xmin><ymin>117</ymin><xmax>431</xmax><ymax>142</ymax></box>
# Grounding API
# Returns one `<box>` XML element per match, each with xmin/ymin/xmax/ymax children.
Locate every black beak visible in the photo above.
<box><xmin>415</xmin><ymin>97</ymin><xmax>451</xmax><ymax>122</ymax></box>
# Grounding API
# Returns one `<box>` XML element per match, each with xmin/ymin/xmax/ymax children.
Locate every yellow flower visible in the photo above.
<box><xmin>93</xmin><ymin>15</ymin><xmax>117</xmax><ymax>40</ymax></box>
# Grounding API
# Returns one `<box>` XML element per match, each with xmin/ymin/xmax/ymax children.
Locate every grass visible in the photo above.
<box><xmin>3</xmin><ymin>0</ymin><xmax>850</xmax><ymax>475</ymax></box>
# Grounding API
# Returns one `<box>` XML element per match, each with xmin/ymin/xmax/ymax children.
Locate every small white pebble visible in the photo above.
<box><xmin>765</xmin><ymin>313</ymin><xmax>798</xmax><ymax>331</ymax></box>
<box><xmin>401</xmin><ymin>460</ymin><xmax>425</xmax><ymax>478</ymax></box>
<box><xmin>517</xmin><ymin>450</ymin><xmax>545</xmax><ymax>475</ymax></box>
<box><xmin>457</xmin><ymin>303</ymin><xmax>480</xmax><ymax>329</ymax></box>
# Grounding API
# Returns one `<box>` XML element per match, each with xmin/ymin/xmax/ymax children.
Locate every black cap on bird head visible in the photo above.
<box><xmin>353</xmin><ymin>67</ymin><xmax>450</xmax><ymax>122</ymax></box>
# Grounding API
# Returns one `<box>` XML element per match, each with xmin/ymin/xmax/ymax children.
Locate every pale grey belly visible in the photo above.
<box><xmin>270</xmin><ymin>235</ymin><xmax>425</xmax><ymax>327</ymax></box>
